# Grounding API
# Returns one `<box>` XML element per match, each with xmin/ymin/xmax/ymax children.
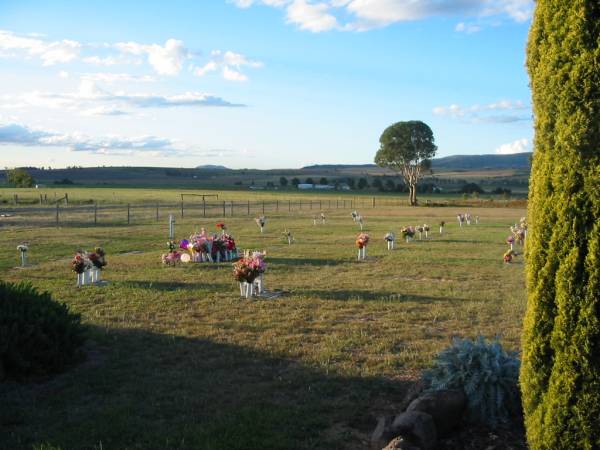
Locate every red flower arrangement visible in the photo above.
<box><xmin>356</xmin><ymin>232</ymin><xmax>370</xmax><ymax>249</ymax></box>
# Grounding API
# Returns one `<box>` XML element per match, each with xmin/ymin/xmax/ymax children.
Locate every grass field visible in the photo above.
<box><xmin>0</xmin><ymin>195</ymin><xmax>527</xmax><ymax>449</ymax></box>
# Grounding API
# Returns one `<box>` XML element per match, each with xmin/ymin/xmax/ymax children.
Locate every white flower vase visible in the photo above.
<box><xmin>459</xmin><ymin>221</ymin><xmax>462</xmax><ymax>227</ymax></box>
<box><xmin>77</xmin><ymin>272</ymin><xmax>84</xmax><ymax>287</ymax></box>
<box><xmin>245</xmin><ymin>282</ymin><xmax>252</xmax><ymax>299</ymax></box>
<box><xmin>254</xmin><ymin>275</ymin><xmax>264</xmax><ymax>295</ymax></box>
<box><xmin>425</xmin><ymin>230</ymin><xmax>429</xmax><ymax>239</ymax></box>
<box><xmin>440</xmin><ymin>227</ymin><xmax>444</xmax><ymax>235</ymax></box>
<box><xmin>510</xmin><ymin>243</ymin><xmax>514</xmax><ymax>251</ymax></box>
<box><xmin>476</xmin><ymin>217</ymin><xmax>479</xmax><ymax>224</ymax></box>
<box><xmin>313</xmin><ymin>219</ymin><xmax>317</xmax><ymax>226</ymax></box>
<box><xmin>287</xmin><ymin>237</ymin><xmax>292</xmax><ymax>245</ymax></box>
<box><xmin>239</xmin><ymin>282</ymin><xmax>245</xmax><ymax>296</ymax></box>
<box><xmin>20</xmin><ymin>252</ymin><xmax>27</xmax><ymax>267</ymax></box>
<box><xmin>419</xmin><ymin>232</ymin><xmax>423</xmax><ymax>240</ymax></box>
<box><xmin>216</xmin><ymin>253</ymin><xmax>221</xmax><ymax>263</ymax></box>
<box><xmin>91</xmin><ymin>269</ymin><xmax>98</xmax><ymax>283</ymax></box>
<box><xmin>260</xmin><ymin>226</ymin><xmax>264</xmax><ymax>233</ymax></box>
<box><xmin>84</xmin><ymin>269</ymin><xmax>92</xmax><ymax>285</ymax></box>
<box><xmin>387</xmin><ymin>240</ymin><xmax>393</xmax><ymax>251</ymax></box>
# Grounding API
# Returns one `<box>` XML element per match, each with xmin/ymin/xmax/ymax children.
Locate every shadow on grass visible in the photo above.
<box><xmin>122</xmin><ymin>280</ymin><xmax>230</xmax><ymax>291</ymax></box>
<box><xmin>299</xmin><ymin>289</ymin><xmax>467</xmax><ymax>303</ymax></box>
<box><xmin>269</xmin><ymin>256</ymin><xmax>346</xmax><ymax>267</ymax></box>
<box><xmin>0</xmin><ymin>326</ymin><xmax>411</xmax><ymax>450</ymax></box>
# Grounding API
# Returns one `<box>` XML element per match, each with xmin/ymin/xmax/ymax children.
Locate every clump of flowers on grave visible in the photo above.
<box><xmin>356</xmin><ymin>232</ymin><xmax>370</xmax><ymax>248</ymax></box>
<box><xmin>401</xmin><ymin>226</ymin><xmax>416</xmax><ymax>239</ymax></box>
<box><xmin>423</xmin><ymin>224</ymin><xmax>430</xmax><ymax>233</ymax></box>
<box><xmin>384</xmin><ymin>232</ymin><xmax>395</xmax><ymax>242</ymax></box>
<box><xmin>91</xmin><ymin>247</ymin><xmax>107</xmax><ymax>269</ymax></box>
<box><xmin>232</xmin><ymin>251</ymin><xmax>266</xmax><ymax>283</ymax></box>
<box><xmin>71</xmin><ymin>252</ymin><xmax>88</xmax><ymax>274</ymax></box>
<box><xmin>17</xmin><ymin>244</ymin><xmax>28</xmax><ymax>253</ymax></box>
<box><xmin>255</xmin><ymin>216</ymin><xmax>266</xmax><ymax>228</ymax></box>
<box><xmin>351</xmin><ymin>210</ymin><xmax>359</xmax><ymax>221</ymax></box>
<box><xmin>162</xmin><ymin>241</ymin><xmax>181</xmax><ymax>266</ymax></box>
<box><xmin>506</xmin><ymin>235</ymin><xmax>515</xmax><ymax>245</ymax></box>
<box><xmin>504</xmin><ymin>249</ymin><xmax>517</xmax><ymax>263</ymax></box>
<box><xmin>216</xmin><ymin>222</ymin><xmax>226</xmax><ymax>231</ymax></box>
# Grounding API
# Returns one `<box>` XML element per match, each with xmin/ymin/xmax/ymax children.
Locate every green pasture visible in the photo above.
<box><xmin>0</xmin><ymin>195</ymin><xmax>527</xmax><ymax>449</ymax></box>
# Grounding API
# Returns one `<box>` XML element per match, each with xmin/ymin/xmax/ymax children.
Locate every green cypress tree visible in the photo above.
<box><xmin>520</xmin><ymin>1</ymin><xmax>600</xmax><ymax>449</ymax></box>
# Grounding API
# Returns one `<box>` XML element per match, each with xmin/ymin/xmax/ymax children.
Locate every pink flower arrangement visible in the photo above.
<box><xmin>356</xmin><ymin>232</ymin><xmax>370</xmax><ymax>249</ymax></box>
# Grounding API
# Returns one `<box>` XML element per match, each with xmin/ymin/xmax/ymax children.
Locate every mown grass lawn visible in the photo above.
<box><xmin>0</xmin><ymin>204</ymin><xmax>527</xmax><ymax>450</ymax></box>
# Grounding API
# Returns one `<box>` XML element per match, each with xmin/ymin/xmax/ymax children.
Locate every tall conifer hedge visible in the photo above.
<box><xmin>520</xmin><ymin>1</ymin><xmax>599</xmax><ymax>449</ymax></box>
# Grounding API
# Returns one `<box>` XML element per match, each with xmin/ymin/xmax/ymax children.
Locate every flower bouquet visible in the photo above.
<box><xmin>255</xmin><ymin>216</ymin><xmax>266</xmax><ymax>233</ymax></box>
<box><xmin>439</xmin><ymin>221</ymin><xmax>445</xmax><ymax>235</ymax></box>
<box><xmin>506</xmin><ymin>235</ymin><xmax>515</xmax><ymax>250</ymax></box>
<box><xmin>233</xmin><ymin>250</ymin><xmax>267</xmax><ymax>298</ymax></box>
<box><xmin>384</xmin><ymin>232</ymin><xmax>395</xmax><ymax>250</ymax></box>
<box><xmin>457</xmin><ymin>214</ymin><xmax>465</xmax><ymax>227</ymax></box>
<box><xmin>351</xmin><ymin>210</ymin><xmax>358</xmax><ymax>222</ymax></box>
<box><xmin>88</xmin><ymin>247</ymin><xmax>107</xmax><ymax>282</ymax></box>
<box><xmin>465</xmin><ymin>213</ymin><xmax>472</xmax><ymax>225</ymax></box>
<box><xmin>216</xmin><ymin>222</ymin><xmax>227</xmax><ymax>235</ymax></box>
<box><xmin>162</xmin><ymin>241</ymin><xmax>181</xmax><ymax>267</ymax></box>
<box><xmin>320</xmin><ymin>212</ymin><xmax>326</xmax><ymax>224</ymax></box>
<box><xmin>212</xmin><ymin>238</ymin><xmax>226</xmax><ymax>263</ymax></box>
<box><xmin>17</xmin><ymin>243</ymin><xmax>28</xmax><ymax>267</ymax></box>
<box><xmin>356</xmin><ymin>232</ymin><xmax>370</xmax><ymax>260</ymax></box>
<box><xmin>423</xmin><ymin>224</ymin><xmax>430</xmax><ymax>239</ymax></box>
<box><xmin>72</xmin><ymin>251</ymin><xmax>92</xmax><ymax>287</ymax></box>
<box><xmin>504</xmin><ymin>249</ymin><xmax>517</xmax><ymax>264</ymax></box>
<box><xmin>416</xmin><ymin>225</ymin><xmax>424</xmax><ymax>240</ymax></box>
<box><xmin>221</xmin><ymin>233</ymin><xmax>237</xmax><ymax>260</ymax></box>
<box><xmin>401</xmin><ymin>226</ymin><xmax>416</xmax><ymax>243</ymax></box>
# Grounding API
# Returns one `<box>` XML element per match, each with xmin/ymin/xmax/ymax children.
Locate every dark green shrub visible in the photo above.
<box><xmin>0</xmin><ymin>282</ymin><xmax>84</xmax><ymax>381</ymax></box>
<box><xmin>424</xmin><ymin>336</ymin><xmax>521</xmax><ymax>427</ymax></box>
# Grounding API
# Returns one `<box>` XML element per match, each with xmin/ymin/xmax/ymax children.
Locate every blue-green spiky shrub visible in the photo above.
<box><xmin>0</xmin><ymin>282</ymin><xmax>84</xmax><ymax>381</ymax></box>
<box><xmin>424</xmin><ymin>336</ymin><xmax>521</xmax><ymax>427</ymax></box>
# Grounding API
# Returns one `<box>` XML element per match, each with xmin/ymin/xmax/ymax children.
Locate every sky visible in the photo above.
<box><xmin>0</xmin><ymin>0</ymin><xmax>534</xmax><ymax>169</ymax></box>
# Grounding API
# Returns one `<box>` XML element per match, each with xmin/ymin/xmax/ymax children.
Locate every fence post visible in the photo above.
<box><xmin>39</xmin><ymin>194</ymin><xmax>43</xmax><ymax>205</ymax></box>
<box><xmin>276</xmin><ymin>200</ymin><xmax>279</xmax><ymax>212</ymax></box>
<box><xmin>288</xmin><ymin>200</ymin><xmax>291</xmax><ymax>212</ymax></box>
<box><xmin>55</xmin><ymin>203</ymin><xmax>59</xmax><ymax>225</ymax></box>
<box><xmin>14</xmin><ymin>194</ymin><xmax>18</xmax><ymax>205</ymax></box>
<box><xmin>181</xmin><ymin>195</ymin><xmax>184</xmax><ymax>218</ymax></box>
<box><xmin>262</xmin><ymin>201</ymin><xmax>265</xmax><ymax>214</ymax></box>
<box><xmin>65</xmin><ymin>193</ymin><xmax>69</xmax><ymax>205</ymax></box>
<box><xmin>222</xmin><ymin>201</ymin><xmax>226</xmax><ymax>217</ymax></box>
<box><xmin>372</xmin><ymin>197</ymin><xmax>375</xmax><ymax>208</ymax></box>
<box><xmin>247</xmin><ymin>200</ymin><xmax>250</xmax><ymax>215</ymax></box>
<box><xmin>309</xmin><ymin>200</ymin><xmax>312</xmax><ymax>210</ymax></box>
<box><xmin>156</xmin><ymin>202</ymin><xmax>159</xmax><ymax>222</ymax></box>
<box><xmin>94</xmin><ymin>202</ymin><xmax>97</xmax><ymax>224</ymax></box>
<box><xmin>231</xmin><ymin>201</ymin><xmax>234</xmax><ymax>216</ymax></box>
<box><xmin>127</xmin><ymin>204</ymin><xmax>131</xmax><ymax>224</ymax></box>
<box><xmin>203</xmin><ymin>198</ymin><xmax>206</xmax><ymax>217</ymax></box>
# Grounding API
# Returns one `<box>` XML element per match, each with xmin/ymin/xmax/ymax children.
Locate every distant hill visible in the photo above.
<box><xmin>196</xmin><ymin>165</ymin><xmax>230</xmax><ymax>170</ymax></box>
<box><xmin>432</xmin><ymin>152</ymin><xmax>532</xmax><ymax>170</ymax></box>
<box><xmin>303</xmin><ymin>152</ymin><xmax>532</xmax><ymax>172</ymax></box>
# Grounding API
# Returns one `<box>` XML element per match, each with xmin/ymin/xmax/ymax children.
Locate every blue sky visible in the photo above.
<box><xmin>0</xmin><ymin>0</ymin><xmax>533</xmax><ymax>169</ymax></box>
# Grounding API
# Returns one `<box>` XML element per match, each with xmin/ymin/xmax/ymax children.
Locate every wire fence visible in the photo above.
<box><xmin>0</xmin><ymin>197</ymin><xmax>405</xmax><ymax>227</ymax></box>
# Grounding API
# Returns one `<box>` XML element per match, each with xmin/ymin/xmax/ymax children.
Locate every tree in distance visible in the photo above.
<box><xmin>357</xmin><ymin>178</ymin><xmax>369</xmax><ymax>190</ymax></box>
<box><xmin>305</xmin><ymin>177</ymin><xmax>314</xmax><ymax>185</ymax></box>
<box><xmin>291</xmin><ymin>177</ymin><xmax>300</xmax><ymax>187</ymax></box>
<box><xmin>319</xmin><ymin>177</ymin><xmax>328</xmax><ymax>185</ymax></box>
<box><xmin>374</xmin><ymin>120</ymin><xmax>437</xmax><ymax>205</ymax></box>
<box><xmin>279</xmin><ymin>176</ymin><xmax>288</xmax><ymax>187</ymax></box>
<box><xmin>6</xmin><ymin>168</ymin><xmax>35</xmax><ymax>187</ymax></box>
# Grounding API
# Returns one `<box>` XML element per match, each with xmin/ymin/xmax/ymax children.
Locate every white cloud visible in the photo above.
<box><xmin>1</xmin><ymin>80</ymin><xmax>244</xmax><ymax>114</ymax></box>
<box><xmin>495</xmin><ymin>138</ymin><xmax>529</xmax><ymax>154</ymax></box>
<box><xmin>0</xmin><ymin>122</ymin><xmax>234</xmax><ymax>157</ymax></box>
<box><xmin>1</xmin><ymin>29</ymin><xmax>262</xmax><ymax>82</ymax></box>
<box><xmin>231</xmin><ymin>0</ymin><xmax>533</xmax><ymax>32</ymax></box>
<box><xmin>433</xmin><ymin>100</ymin><xmax>530</xmax><ymax>123</ymax></box>
<box><xmin>80</xmin><ymin>72</ymin><xmax>155</xmax><ymax>83</ymax></box>
<box><xmin>286</xmin><ymin>0</ymin><xmax>340</xmax><ymax>32</ymax></box>
<box><xmin>455</xmin><ymin>22</ymin><xmax>482</xmax><ymax>33</ymax></box>
<box><xmin>194</xmin><ymin>50</ymin><xmax>263</xmax><ymax>81</ymax></box>
<box><xmin>0</xmin><ymin>29</ymin><xmax>81</xmax><ymax>65</ymax></box>
<box><xmin>115</xmin><ymin>38</ymin><xmax>190</xmax><ymax>75</ymax></box>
